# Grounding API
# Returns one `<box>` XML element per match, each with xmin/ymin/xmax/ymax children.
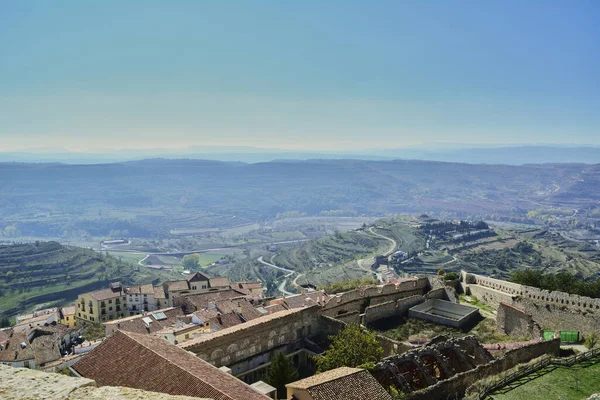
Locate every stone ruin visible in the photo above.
<box><xmin>372</xmin><ymin>335</ymin><xmax>493</xmax><ymax>394</ymax></box>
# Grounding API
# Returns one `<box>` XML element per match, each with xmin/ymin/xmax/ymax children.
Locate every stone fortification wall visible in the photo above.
<box><xmin>363</xmin><ymin>295</ymin><xmax>425</xmax><ymax>326</ymax></box>
<box><xmin>497</xmin><ymin>302</ymin><xmax>542</xmax><ymax>339</ymax></box>
<box><xmin>321</xmin><ymin>277</ymin><xmax>429</xmax><ymax>318</ymax></box>
<box><xmin>409</xmin><ymin>338</ymin><xmax>560</xmax><ymax>400</ymax></box>
<box><xmin>462</xmin><ymin>272</ymin><xmax>600</xmax><ymax>335</ymax></box>
<box><xmin>333</xmin><ymin>310</ymin><xmax>361</xmax><ymax>324</ymax></box>
<box><xmin>180</xmin><ymin>306</ymin><xmax>321</xmax><ymax>373</ymax></box>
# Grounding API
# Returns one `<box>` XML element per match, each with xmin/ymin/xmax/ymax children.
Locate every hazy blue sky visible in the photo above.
<box><xmin>1</xmin><ymin>1</ymin><xmax>598</xmax><ymax>151</ymax></box>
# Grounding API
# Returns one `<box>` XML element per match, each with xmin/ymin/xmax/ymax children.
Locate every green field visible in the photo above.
<box><xmin>490</xmin><ymin>361</ymin><xmax>600</xmax><ymax>400</ymax></box>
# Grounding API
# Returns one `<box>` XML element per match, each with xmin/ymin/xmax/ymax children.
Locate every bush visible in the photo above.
<box><xmin>443</xmin><ymin>272</ymin><xmax>458</xmax><ymax>281</ymax></box>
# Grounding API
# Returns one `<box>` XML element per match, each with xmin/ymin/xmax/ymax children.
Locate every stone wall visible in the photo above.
<box><xmin>333</xmin><ymin>310</ymin><xmax>361</xmax><ymax>325</ymax></box>
<box><xmin>181</xmin><ymin>306</ymin><xmax>322</xmax><ymax>375</ymax></box>
<box><xmin>363</xmin><ymin>295</ymin><xmax>425</xmax><ymax>325</ymax></box>
<box><xmin>497</xmin><ymin>302</ymin><xmax>542</xmax><ymax>339</ymax></box>
<box><xmin>462</xmin><ymin>272</ymin><xmax>600</xmax><ymax>336</ymax></box>
<box><xmin>321</xmin><ymin>277</ymin><xmax>429</xmax><ymax>319</ymax></box>
<box><xmin>409</xmin><ymin>338</ymin><xmax>561</xmax><ymax>400</ymax></box>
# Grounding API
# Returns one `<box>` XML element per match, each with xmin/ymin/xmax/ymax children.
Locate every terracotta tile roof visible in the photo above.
<box><xmin>0</xmin><ymin>330</ymin><xmax>34</xmax><ymax>362</ymax></box>
<box><xmin>210</xmin><ymin>312</ymin><xmax>245</xmax><ymax>330</ymax></box>
<box><xmin>153</xmin><ymin>285</ymin><xmax>167</xmax><ymax>299</ymax></box>
<box><xmin>73</xmin><ymin>330</ymin><xmax>269</xmax><ymax>400</ymax></box>
<box><xmin>286</xmin><ymin>367</ymin><xmax>392</xmax><ymax>400</ymax></box>
<box><xmin>165</xmin><ymin>280</ymin><xmax>190</xmax><ymax>291</ymax></box>
<box><xmin>214</xmin><ymin>299</ymin><xmax>262</xmax><ymax>321</ymax></box>
<box><xmin>0</xmin><ymin>328</ymin><xmax>12</xmax><ymax>344</ymax></box>
<box><xmin>264</xmin><ymin>304</ymin><xmax>287</xmax><ymax>314</ymax></box>
<box><xmin>103</xmin><ymin>308</ymin><xmax>185</xmax><ymax>335</ymax></box>
<box><xmin>30</xmin><ymin>334</ymin><xmax>61</xmax><ymax>366</ymax></box>
<box><xmin>209</xmin><ymin>277</ymin><xmax>230</xmax><ymax>288</ymax></box>
<box><xmin>89</xmin><ymin>287</ymin><xmax>125</xmax><ymax>301</ymax></box>
<box><xmin>140</xmin><ymin>284</ymin><xmax>155</xmax><ymax>294</ymax></box>
<box><xmin>187</xmin><ymin>272</ymin><xmax>211</xmax><ymax>282</ymax></box>
<box><xmin>179</xmin><ymin>307</ymin><xmax>310</xmax><ymax>349</ymax></box>
<box><xmin>176</xmin><ymin>289</ymin><xmax>248</xmax><ymax>313</ymax></box>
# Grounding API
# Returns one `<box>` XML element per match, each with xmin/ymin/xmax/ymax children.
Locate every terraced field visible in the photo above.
<box><xmin>0</xmin><ymin>242</ymin><xmax>177</xmax><ymax>318</ymax></box>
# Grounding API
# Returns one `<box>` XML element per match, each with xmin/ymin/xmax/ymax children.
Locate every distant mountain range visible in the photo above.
<box><xmin>1</xmin><ymin>158</ymin><xmax>598</xmax><ymax>238</ymax></box>
<box><xmin>1</xmin><ymin>145</ymin><xmax>599</xmax><ymax>165</ymax></box>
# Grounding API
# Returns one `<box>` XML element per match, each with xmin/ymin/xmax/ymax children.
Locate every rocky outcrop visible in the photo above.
<box><xmin>0</xmin><ymin>365</ymin><xmax>199</xmax><ymax>400</ymax></box>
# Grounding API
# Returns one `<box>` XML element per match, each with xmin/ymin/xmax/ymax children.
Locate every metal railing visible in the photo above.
<box><xmin>476</xmin><ymin>347</ymin><xmax>600</xmax><ymax>399</ymax></box>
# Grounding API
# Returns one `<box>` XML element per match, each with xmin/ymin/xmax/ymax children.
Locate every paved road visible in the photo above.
<box><xmin>257</xmin><ymin>256</ymin><xmax>295</xmax><ymax>296</ymax></box>
<box><xmin>356</xmin><ymin>227</ymin><xmax>399</xmax><ymax>281</ymax></box>
<box><xmin>368</xmin><ymin>226</ymin><xmax>398</xmax><ymax>256</ymax></box>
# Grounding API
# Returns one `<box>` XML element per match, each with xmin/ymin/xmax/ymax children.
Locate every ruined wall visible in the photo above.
<box><xmin>409</xmin><ymin>338</ymin><xmax>560</xmax><ymax>400</ymax></box>
<box><xmin>363</xmin><ymin>295</ymin><xmax>425</xmax><ymax>325</ymax></box>
<box><xmin>463</xmin><ymin>272</ymin><xmax>600</xmax><ymax>336</ymax></box>
<box><xmin>497</xmin><ymin>302</ymin><xmax>542</xmax><ymax>339</ymax></box>
<box><xmin>332</xmin><ymin>310</ymin><xmax>361</xmax><ymax>325</ymax></box>
<box><xmin>321</xmin><ymin>278</ymin><xmax>429</xmax><ymax>318</ymax></box>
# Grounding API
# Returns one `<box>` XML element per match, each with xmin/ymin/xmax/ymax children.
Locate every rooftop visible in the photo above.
<box><xmin>180</xmin><ymin>307</ymin><xmax>311</xmax><ymax>349</ymax></box>
<box><xmin>286</xmin><ymin>367</ymin><xmax>392</xmax><ymax>400</ymax></box>
<box><xmin>73</xmin><ymin>330</ymin><xmax>269</xmax><ymax>400</ymax></box>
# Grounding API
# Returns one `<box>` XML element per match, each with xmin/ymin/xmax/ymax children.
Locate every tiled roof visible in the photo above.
<box><xmin>0</xmin><ymin>330</ymin><xmax>34</xmax><ymax>362</ymax></box>
<box><xmin>73</xmin><ymin>330</ymin><xmax>269</xmax><ymax>400</ymax></box>
<box><xmin>264</xmin><ymin>304</ymin><xmax>287</xmax><ymax>314</ymax></box>
<box><xmin>153</xmin><ymin>285</ymin><xmax>167</xmax><ymax>299</ymax></box>
<box><xmin>140</xmin><ymin>284</ymin><xmax>155</xmax><ymax>294</ymax></box>
<box><xmin>286</xmin><ymin>367</ymin><xmax>392</xmax><ymax>400</ymax></box>
<box><xmin>214</xmin><ymin>299</ymin><xmax>262</xmax><ymax>321</ymax></box>
<box><xmin>176</xmin><ymin>289</ymin><xmax>248</xmax><ymax>312</ymax></box>
<box><xmin>89</xmin><ymin>288</ymin><xmax>124</xmax><ymax>301</ymax></box>
<box><xmin>179</xmin><ymin>307</ymin><xmax>309</xmax><ymax>349</ymax></box>
<box><xmin>30</xmin><ymin>334</ymin><xmax>61</xmax><ymax>366</ymax></box>
<box><xmin>187</xmin><ymin>272</ymin><xmax>211</xmax><ymax>282</ymax></box>
<box><xmin>210</xmin><ymin>313</ymin><xmax>245</xmax><ymax>330</ymax></box>
<box><xmin>165</xmin><ymin>281</ymin><xmax>190</xmax><ymax>291</ymax></box>
<box><xmin>104</xmin><ymin>308</ymin><xmax>185</xmax><ymax>335</ymax></box>
<box><xmin>209</xmin><ymin>277</ymin><xmax>230</xmax><ymax>288</ymax></box>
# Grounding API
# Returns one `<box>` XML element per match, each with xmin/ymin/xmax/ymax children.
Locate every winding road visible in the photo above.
<box><xmin>356</xmin><ymin>227</ymin><xmax>398</xmax><ymax>281</ymax></box>
<box><xmin>257</xmin><ymin>256</ymin><xmax>296</xmax><ymax>296</ymax></box>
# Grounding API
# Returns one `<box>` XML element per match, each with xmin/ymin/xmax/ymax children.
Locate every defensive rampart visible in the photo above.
<box><xmin>462</xmin><ymin>271</ymin><xmax>600</xmax><ymax>335</ymax></box>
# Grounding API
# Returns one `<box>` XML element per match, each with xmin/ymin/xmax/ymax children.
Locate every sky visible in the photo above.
<box><xmin>0</xmin><ymin>1</ymin><xmax>599</xmax><ymax>151</ymax></box>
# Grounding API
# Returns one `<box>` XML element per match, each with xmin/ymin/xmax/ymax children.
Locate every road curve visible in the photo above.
<box><xmin>257</xmin><ymin>256</ymin><xmax>295</xmax><ymax>296</ymax></box>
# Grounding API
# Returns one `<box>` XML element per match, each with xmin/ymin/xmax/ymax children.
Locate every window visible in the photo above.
<box><xmin>23</xmin><ymin>361</ymin><xmax>30</xmax><ymax>369</ymax></box>
<box><xmin>144</xmin><ymin>294</ymin><xmax>147</xmax><ymax>298</ymax></box>
<box><xmin>90</xmin><ymin>317</ymin><xmax>95</xmax><ymax>322</ymax></box>
<box><xmin>109</xmin><ymin>299</ymin><xmax>112</xmax><ymax>304</ymax></box>
<box><xmin>192</xmin><ymin>286</ymin><xmax>197</xmax><ymax>290</ymax></box>
<box><xmin>78</xmin><ymin>313</ymin><xmax>81</xmax><ymax>317</ymax></box>
<box><xmin>202</xmin><ymin>285</ymin><xmax>207</xmax><ymax>289</ymax></box>
<box><xmin>109</xmin><ymin>307</ymin><xmax>113</xmax><ymax>311</ymax></box>
<box><xmin>66</xmin><ymin>316</ymin><xmax>69</xmax><ymax>321</ymax></box>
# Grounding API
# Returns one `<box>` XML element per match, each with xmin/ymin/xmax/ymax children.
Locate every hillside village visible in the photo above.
<box><xmin>2</xmin><ymin>264</ymin><xmax>600</xmax><ymax>400</ymax></box>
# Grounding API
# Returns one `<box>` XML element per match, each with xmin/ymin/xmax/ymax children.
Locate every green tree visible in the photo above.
<box><xmin>182</xmin><ymin>253</ymin><xmax>201</xmax><ymax>270</ymax></box>
<box><xmin>315</xmin><ymin>323</ymin><xmax>383</xmax><ymax>372</ymax></box>
<box><xmin>585</xmin><ymin>333</ymin><xmax>598</xmax><ymax>349</ymax></box>
<box><xmin>0</xmin><ymin>317</ymin><xmax>11</xmax><ymax>328</ymax></box>
<box><xmin>264</xmin><ymin>351</ymin><xmax>298</xmax><ymax>399</ymax></box>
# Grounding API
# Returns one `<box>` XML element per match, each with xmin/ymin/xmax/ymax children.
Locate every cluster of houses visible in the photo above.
<box><xmin>1</xmin><ymin>271</ymin><xmax>397</xmax><ymax>399</ymax></box>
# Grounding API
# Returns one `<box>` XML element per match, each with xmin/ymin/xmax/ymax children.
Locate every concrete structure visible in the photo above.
<box><xmin>286</xmin><ymin>367</ymin><xmax>392</xmax><ymax>400</ymax></box>
<box><xmin>409</xmin><ymin>299</ymin><xmax>480</xmax><ymax>328</ymax></box>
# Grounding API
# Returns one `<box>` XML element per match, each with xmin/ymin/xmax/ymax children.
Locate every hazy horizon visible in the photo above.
<box><xmin>2</xmin><ymin>1</ymin><xmax>599</xmax><ymax>151</ymax></box>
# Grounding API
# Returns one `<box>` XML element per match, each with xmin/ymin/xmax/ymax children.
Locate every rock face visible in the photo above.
<box><xmin>0</xmin><ymin>365</ymin><xmax>202</xmax><ymax>400</ymax></box>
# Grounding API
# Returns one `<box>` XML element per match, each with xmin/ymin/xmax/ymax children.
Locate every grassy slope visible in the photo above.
<box><xmin>490</xmin><ymin>361</ymin><xmax>600</xmax><ymax>400</ymax></box>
